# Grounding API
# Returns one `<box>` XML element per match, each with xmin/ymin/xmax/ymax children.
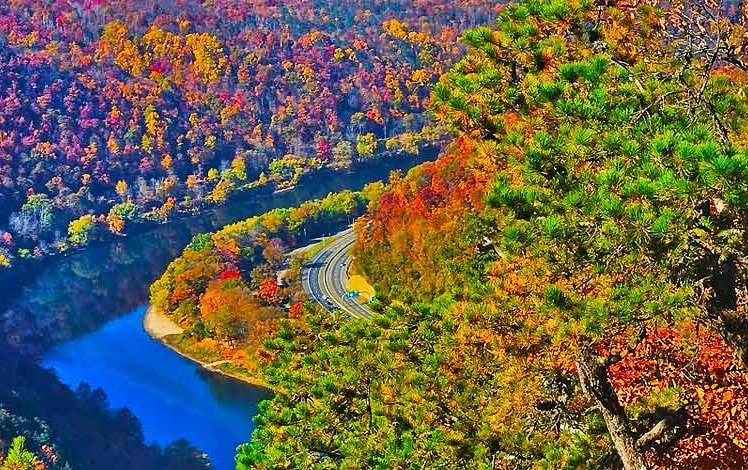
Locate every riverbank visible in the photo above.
<box><xmin>0</xmin><ymin>145</ymin><xmax>442</xmax><ymax>302</ymax></box>
<box><xmin>143</xmin><ymin>306</ymin><xmax>184</xmax><ymax>338</ymax></box>
<box><xmin>143</xmin><ymin>307</ymin><xmax>269</xmax><ymax>389</ymax></box>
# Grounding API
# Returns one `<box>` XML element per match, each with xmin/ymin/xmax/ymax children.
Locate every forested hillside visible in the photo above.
<box><xmin>241</xmin><ymin>0</ymin><xmax>748</xmax><ymax>468</ymax></box>
<box><xmin>0</xmin><ymin>0</ymin><xmax>498</xmax><ymax>268</ymax></box>
<box><xmin>149</xmin><ymin>189</ymin><xmax>381</xmax><ymax>382</ymax></box>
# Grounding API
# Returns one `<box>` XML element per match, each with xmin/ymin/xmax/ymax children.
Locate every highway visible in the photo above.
<box><xmin>301</xmin><ymin>228</ymin><xmax>373</xmax><ymax>319</ymax></box>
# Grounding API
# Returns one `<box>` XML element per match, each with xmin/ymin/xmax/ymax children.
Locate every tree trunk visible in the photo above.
<box><xmin>709</xmin><ymin>255</ymin><xmax>748</xmax><ymax>366</ymax></box>
<box><xmin>576</xmin><ymin>352</ymin><xmax>647</xmax><ymax>470</ymax></box>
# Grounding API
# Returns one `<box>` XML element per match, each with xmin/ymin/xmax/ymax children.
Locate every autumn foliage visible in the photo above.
<box><xmin>243</xmin><ymin>0</ymin><xmax>748</xmax><ymax>468</ymax></box>
<box><xmin>149</xmin><ymin>190</ymin><xmax>370</xmax><ymax>378</ymax></box>
<box><xmin>0</xmin><ymin>0</ymin><xmax>499</xmax><ymax>267</ymax></box>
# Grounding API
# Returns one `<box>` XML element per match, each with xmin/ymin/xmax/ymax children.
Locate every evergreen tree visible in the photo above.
<box><xmin>246</xmin><ymin>0</ymin><xmax>748</xmax><ymax>468</ymax></box>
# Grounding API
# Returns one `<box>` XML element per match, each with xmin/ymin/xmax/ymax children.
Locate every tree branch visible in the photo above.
<box><xmin>636</xmin><ymin>412</ymin><xmax>686</xmax><ymax>451</ymax></box>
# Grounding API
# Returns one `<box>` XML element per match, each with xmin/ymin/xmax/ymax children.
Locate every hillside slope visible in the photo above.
<box><xmin>0</xmin><ymin>0</ymin><xmax>499</xmax><ymax>268</ymax></box>
<box><xmin>242</xmin><ymin>1</ymin><xmax>748</xmax><ymax>468</ymax></box>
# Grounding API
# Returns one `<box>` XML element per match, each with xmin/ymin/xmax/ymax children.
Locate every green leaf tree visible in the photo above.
<box><xmin>1</xmin><ymin>437</ymin><xmax>40</xmax><ymax>470</ymax></box>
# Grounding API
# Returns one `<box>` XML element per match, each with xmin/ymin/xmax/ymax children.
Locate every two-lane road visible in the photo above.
<box><xmin>301</xmin><ymin>228</ymin><xmax>372</xmax><ymax>319</ymax></box>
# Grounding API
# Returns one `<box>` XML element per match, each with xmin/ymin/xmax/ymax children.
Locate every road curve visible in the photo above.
<box><xmin>301</xmin><ymin>228</ymin><xmax>373</xmax><ymax>319</ymax></box>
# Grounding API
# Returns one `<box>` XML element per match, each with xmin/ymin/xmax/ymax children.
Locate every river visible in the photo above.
<box><xmin>1</xmin><ymin>153</ymin><xmax>430</xmax><ymax>469</ymax></box>
<box><xmin>42</xmin><ymin>307</ymin><xmax>268</xmax><ymax>470</ymax></box>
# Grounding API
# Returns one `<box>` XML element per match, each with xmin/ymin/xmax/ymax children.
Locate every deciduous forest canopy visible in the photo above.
<box><xmin>7</xmin><ymin>0</ymin><xmax>748</xmax><ymax>469</ymax></box>
<box><xmin>0</xmin><ymin>0</ymin><xmax>498</xmax><ymax>268</ymax></box>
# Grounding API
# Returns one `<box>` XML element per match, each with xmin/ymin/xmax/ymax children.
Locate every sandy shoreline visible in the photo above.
<box><xmin>143</xmin><ymin>306</ymin><xmax>268</xmax><ymax>389</ymax></box>
<box><xmin>143</xmin><ymin>306</ymin><xmax>184</xmax><ymax>338</ymax></box>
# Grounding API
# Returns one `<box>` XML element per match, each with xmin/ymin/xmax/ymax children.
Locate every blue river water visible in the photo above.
<box><xmin>42</xmin><ymin>306</ymin><xmax>270</xmax><ymax>470</ymax></box>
